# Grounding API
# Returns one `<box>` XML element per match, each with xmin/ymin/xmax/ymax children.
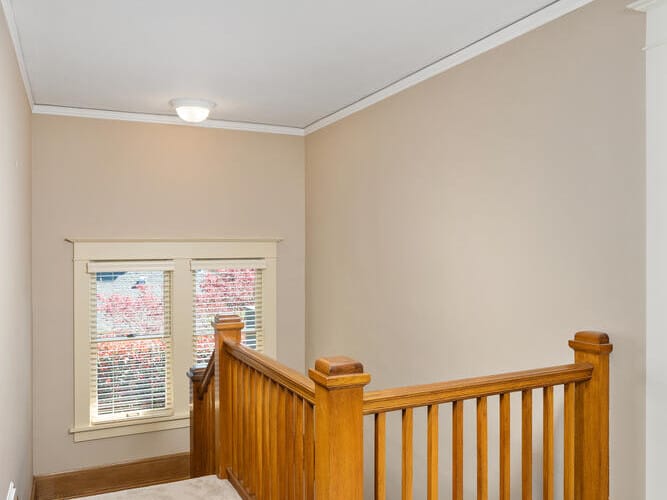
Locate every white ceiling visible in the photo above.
<box><xmin>9</xmin><ymin>0</ymin><xmax>557</xmax><ymax>129</ymax></box>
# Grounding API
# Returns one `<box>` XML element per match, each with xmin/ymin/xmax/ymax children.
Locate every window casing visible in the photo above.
<box><xmin>70</xmin><ymin>239</ymin><xmax>278</xmax><ymax>441</ymax></box>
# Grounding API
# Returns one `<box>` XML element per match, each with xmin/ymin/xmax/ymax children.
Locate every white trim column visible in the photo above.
<box><xmin>628</xmin><ymin>1</ymin><xmax>667</xmax><ymax>498</ymax></box>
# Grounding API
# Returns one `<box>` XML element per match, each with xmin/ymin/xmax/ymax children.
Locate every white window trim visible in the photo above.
<box><xmin>68</xmin><ymin>238</ymin><xmax>279</xmax><ymax>441</ymax></box>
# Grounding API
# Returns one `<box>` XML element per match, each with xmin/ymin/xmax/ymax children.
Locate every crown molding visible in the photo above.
<box><xmin>32</xmin><ymin>105</ymin><xmax>305</xmax><ymax>136</ymax></box>
<box><xmin>627</xmin><ymin>0</ymin><xmax>667</xmax><ymax>11</ymax></box>
<box><xmin>6</xmin><ymin>0</ymin><xmax>599</xmax><ymax>137</ymax></box>
<box><xmin>0</xmin><ymin>0</ymin><xmax>34</xmax><ymax>106</ymax></box>
<box><xmin>303</xmin><ymin>0</ymin><xmax>595</xmax><ymax>135</ymax></box>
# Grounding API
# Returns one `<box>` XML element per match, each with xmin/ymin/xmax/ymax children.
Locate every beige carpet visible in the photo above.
<box><xmin>77</xmin><ymin>476</ymin><xmax>241</xmax><ymax>499</ymax></box>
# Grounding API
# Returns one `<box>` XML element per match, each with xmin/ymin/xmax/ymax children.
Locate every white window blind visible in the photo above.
<box><xmin>192</xmin><ymin>259</ymin><xmax>265</xmax><ymax>365</ymax></box>
<box><xmin>88</xmin><ymin>264</ymin><xmax>173</xmax><ymax>423</ymax></box>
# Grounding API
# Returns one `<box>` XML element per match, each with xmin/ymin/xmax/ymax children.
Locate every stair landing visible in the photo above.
<box><xmin>77</xmin><ymin>476</ymin><xmax>241</xmax><ymax>499</ymax></box>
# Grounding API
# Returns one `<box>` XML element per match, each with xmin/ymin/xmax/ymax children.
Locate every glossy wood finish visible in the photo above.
<box><xmin>452</xmin><ymin>401</ymin><xmax>463</xmax><ymax>500</ymax></box>
<box><xmin>188</xmin><ymin>361</ymin><xmax>216</xmax><ymax>477</ymax></box>
<box><xmin>32</xmin><ymin>453</ymin><xmax>189</xmax><ymax>500</ymax></box>
<box><xmin>362</xmin><ymin>363</ymin><xmax>593</xmax><ymax>414</ymax></box>
<box><xmin>188</xmin><ymin>329</ymin><xmax>612</xmax><ymax>500</ymax></box>
<box><xmin>426</xmin><ymin>405</ymin><xmax>438</xmax><ymax>500</ymax></box>
<box><xmin>402</xmin><ymin>408</ymin><xmax>413</xmax><ymax>500</ymax></box>
<box><xmin>521</xmin><ymin>390</ymin><xmax>532</xmax><ymax>500</ymax></box>
<box><xmin>375</xmin><ymin>412</ymin><xmax>387</xmax><ymax>500</ymax></box>
<box><xmin>476</xmin><ymin>397</ymin><xmax>488</xmax><ymax>500</ymax></box>
<box><xmin>309</xmin><ymin>356</ymin><xmax>370</xmax><ymax>500</ymax></box>
<box><xmin>570</xmin><ymin>332</ymin><xmax>612</xmax><ymax>500</ymax></box>
<box><xmin>543</xmin><ymin>386</ymin><xmax>554</xmax><ymax>500</ymax></box>
<box><xmin>499</xmin><ymin>393</ymin><xmax>511</xmax><ymax>500</ymax></box>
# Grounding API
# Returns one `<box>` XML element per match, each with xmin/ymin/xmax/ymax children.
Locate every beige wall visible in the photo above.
<box><xmin>305</xmin><ymin>0</ymin><xmax>645</xmax><ymax>498</ymax></box>
<box><xmin>32</xmin><ymin>115</ymin><xmax>305</xmax><ymax>473</ymax></box>
<box><xmin>0</xmin><ymin>7</ymin><xmax>32</xmax><ymax>500</ymax></box>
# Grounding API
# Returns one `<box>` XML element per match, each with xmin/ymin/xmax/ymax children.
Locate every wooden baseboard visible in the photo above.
<box><xmin>32</xmin><ymin>452</ymin><xmax>190</xmax><ymax>499</ymax></box>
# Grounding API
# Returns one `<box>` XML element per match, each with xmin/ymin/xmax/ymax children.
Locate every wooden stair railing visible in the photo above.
<box><xmin>189</xmin><ymin>319</ymin><xmax>612</xmax><ymax>500</ymax></box>
<box><xmin>187</xmin><ymin>350</ymin><xmax>216</xmax><ymax>478</ymax></box>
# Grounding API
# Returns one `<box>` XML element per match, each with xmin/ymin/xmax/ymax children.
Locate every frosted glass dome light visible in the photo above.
<box><xmin>169</xmin><ymin>98</ymin><xmax>216</xmax><ymax>123</ymax></box>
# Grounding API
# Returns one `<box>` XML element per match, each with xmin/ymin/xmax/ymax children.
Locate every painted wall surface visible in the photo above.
<box><xmin>0</xmin><ymin>6</ymin><xmax>32</xmax><ymax>500</ymax></box>
<box><xmin>644</xmin><ymin>2</ymin><xmax>667</xmax><ymax>499</ymax></box>
<box><xmin>305</xmin><ymin>0</ymin><xmax>645</xmax><ymax>498</ymax></box>
<box><xmin>32</xmin><ymin>115</ymin><xmax>305</xmax><ymax>473</ymax></box>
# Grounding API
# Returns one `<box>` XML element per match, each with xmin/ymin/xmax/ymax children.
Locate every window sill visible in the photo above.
<box><xmin>70</xmin><ymin>413</ymin><xmax>190</xmax><ymax>442</ymax></box>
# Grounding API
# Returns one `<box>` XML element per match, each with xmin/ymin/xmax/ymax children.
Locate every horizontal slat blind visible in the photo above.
<box><xmin>89</xmin><ymin>267</ymin><xmax>173</xmax><ymax>423</ymax></box>
<box><xmin>192</xmin><ymin>260</ymin><xmax>265</xmax><ymax>365</ymax></box>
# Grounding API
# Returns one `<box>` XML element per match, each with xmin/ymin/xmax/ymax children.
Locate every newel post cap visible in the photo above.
<box><xmin>212</xmin><ymin>314</ymin><xmax>245</xmax><ymax>331</ymax></box>
<box><xmin>309</xmin><ymin>356</ymin><xmax>371</xmax><ymax>389</ymax></box>
<box><xmin>569</xmin><ymin>331</ymin><xmax>613</xmax><ymax>354</ymax></box>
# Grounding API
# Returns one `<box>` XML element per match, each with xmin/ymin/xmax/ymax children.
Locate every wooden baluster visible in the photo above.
<box><xmin>240</xmin><ymin>363</ymin><xmax>247</xmax><ymax>483</ymax></box>
<box><xmin>564</xmin><ymin>382</ymin><xmax>575</xmax><ymax>500</ymax></box>
<box><xmin>309</xmin><ymin>356</ymin><xmax>370</xmax><ymax>500</ymax></box>
<box><xmin>256</xmin><ymin>374</ymin><xmax>264</xmax><ymax>499</ymax></box>
<box><xmin>232</xmin><ymin>359</ymin><xmax>239</xmax><ymax>475</ymax></box>
<box><xmin>569</xmin><ymin>332</ymin><xmax>612</xmax><ymax>500</ymax></box>
<box><xmin>304</xmin><ymin>402</ymin><xmax>315</xmax><ymax>500</ymax></box>
<box><xmin>263</xmin><ymin>376</ymin><xmax>271</xmax><ymax>499</ymax></box>
<box><xmin>543</xmin><ymin>386</ymin><xmax>554</xmax><ymax>500</ymax></box>
<box><xmin>427</xmin><ymin>406</ymin><xmax>438</xmax><ymax>500</ymax></box>
<box><xmin>248</xmin><ymin>368</ymin><xmax>257</xmax><ymax>494</ymax></box>
<box><xmin>375</xmin><ymin>412</ymin><xmax>387</xmax><ymax>500</ymax></box>
<box><xmin>452</xmin><ymin>401</ymin><xmax>463</xmax><ymax>500</ymax></box>
<box><xmin>270</xmin><ymin>382</ymin><xmax>279</xmax><ymax>499</ymax></box>
<box><xmin>499</xmin><ymin>393</ymin><xmax>510</xmax><ymax>500</ymax></box>
<box><xmin>285</xmin><ymin>390</ymin><xmax>295</xmax><ymax>498</ymax></box>
<box><xmin>213</xmin><ymin>314</ymin><xmax>243</xmax><ymax>479</ymax></box>
<box><xmin>188</xmin><ymin>367</ymin><xmax>204</xmax><ymax>478</ymax></box>
<box><xmin>402</xmin><ymin>408</ymin><xmax>414</xmax><ymax>500</ymax></box>
<box><xmin>295</xmin><ymin>396</ymin><xmax>304</xmax><ymax>500</ymax></box>
<box><xmin>477</xmin><ymin>397</ymin><xmax>488</xmax><ymax>500</ymax></box>
<box><xmin>278</xmin><ymin>387</ymin><xmax>287</xmax><ymax>498</ymax></box>
<box><xmin>522</xmin><ymin>390</ymin><xmax>532</xmax><ymax>500</ymax></box>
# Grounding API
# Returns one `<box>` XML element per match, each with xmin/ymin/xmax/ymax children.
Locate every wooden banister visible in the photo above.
<box><xmin>224</xmin><ymin>339</ymin><xmax>316</xmax><ymax>403</ymax></box>
<box><xmin>188</xmin><ymin>329</ymin><xmax>612</xmax><ymax>500</ymax></box>
<box><xmin>188</xmin><ymin>354</ymin><xmax>216</xmax><ymax>478</ymax></box>
<box><xmin>362</xmin><ymin>362</ymin><xmax>593</xmax><ymax>414</ymax></box>
<box><xmin>309</xmin><ymin>356</ymin><xmax>370</xmax><ymax>500</ymax></box>
<box><xmin>569</xmin><ymin>331</ymin><xmax>612</xmax><ymax>500</ymax></box>
<box><xmin>213</xmin><ymin>314</ymin><xmax>244</xmax><ymax>480</ymax></box>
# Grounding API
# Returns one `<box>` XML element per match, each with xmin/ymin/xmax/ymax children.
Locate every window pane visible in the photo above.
<box><xmin>91</xmin><ymin>269</ymin><xmax>172</xmax><ymax>422</ymax></box>
<box><xmin>95</xmin><ymin>339</ymin><xmax>167</xmax><ymax>417</ymax></box>
<box><xmin>193</xmin><ymin>267</ymin><xmax>262</xmax><ymax>364</ymax></box>
<box><xmin>94</xmin><ymin>271</ymin><xmax>167</xmax><ymax>341</ymax></box>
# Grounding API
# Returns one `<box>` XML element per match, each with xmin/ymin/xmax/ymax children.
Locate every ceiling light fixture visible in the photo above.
<box><xmin>169</xmin><ymin>98</ymin><xmax>216</xmax><ymax>123</ymax></box>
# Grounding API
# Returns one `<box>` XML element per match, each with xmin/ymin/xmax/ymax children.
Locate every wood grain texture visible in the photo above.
<box><xmin>564</xmin><ymin>382</ymin><xmax>575</xmax><ymax>500</ymax></box>
<box><xmin>225</xmin><ymin>340</ymin><xmax>315</xmax><ymax>403</ymax></box>
<box><xmin>477</xmin><ymin>397</ymin><xmax>488</xmax><ymax>500</ymax></box>
<box><xmin>522</xmin><ymin>390</ymin><xmax>532</xmax><ymax>500</ymax></box>
<box><xmin>452</xmin><ymin>401</ymin><xmax>463</xmax><ymax>500</ymax></box>
<box><xmin>543</xmin><ymin>386</ymin><xmax>554</xmax><ymax>500</ymax></box>
<box><xmin>363</xmin><ymin>363</ymin><xmax>592</xmax><ymax>414</ymax></box>
<box><xmin>32</xmin><ymin>453</ymin><xmax>190</xmax><ymax>500</ymax></box>
<box><xmin>426</xmin><ymin>405</ymin><xmax>438</xmax><ymax>500</ymax></box>
<box><xmin>375</xmin><ymin>412</ymin><xmax>387</xmax><ymax>500</ymax></box>
<box><xmin>309</xmin><ymin>357</ymin><xmax>369</xmax><ymax>500</ymax></box>
<box><xmin>402</xmin><ymin>408</ymin><xmax>414</xmax><ymax>500</ymax></box>
<box><xmin>570</xmin><ymin>331</ymin><xmax>612</xmax><ymax>500</ymax></box>
<box><xmin>500</xmin><ymin>393</ymin><xmax>510</xmax><ymax>500</ymax></box>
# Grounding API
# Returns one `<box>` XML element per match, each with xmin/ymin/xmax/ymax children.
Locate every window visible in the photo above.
<box><xmin>192</xmin><ymin>260</ymin><xmax>266</xmax><ymax>365</ymax></box>
<box><xmin>70</xmin><ymin>239</ymin><xmax>277</xmax><ymax>441</ymax></box>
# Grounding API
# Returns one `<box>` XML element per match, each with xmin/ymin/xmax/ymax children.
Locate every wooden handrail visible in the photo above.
<box><xmin>187</xmin><ymin>353</ymin><xmax>216</xmax><ymax>401</ymax></box>
<box><xmin>362</xmin><ymin>362</ymin><xmax>593</xmax><ymax>415</ymax></box>
<box><xmin>224</xmin><ymin>339</ymin><xmax>316</xmax><ymax>404</ymax></box>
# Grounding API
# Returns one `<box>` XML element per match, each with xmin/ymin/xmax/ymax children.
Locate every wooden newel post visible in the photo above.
<box><xmin>213</xmin><ymin>314</ymin><xmax>244</xmax><ymax>479</ymax></box>
<box><xmin>309</xmin><ymin>356</ymin><xmax>370</xmax><ymax>500</ymax></box>
<box><xmin>569</xmin><ymin>331</ymin><xmax>613</xmax><ymax>500</ymax></box>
